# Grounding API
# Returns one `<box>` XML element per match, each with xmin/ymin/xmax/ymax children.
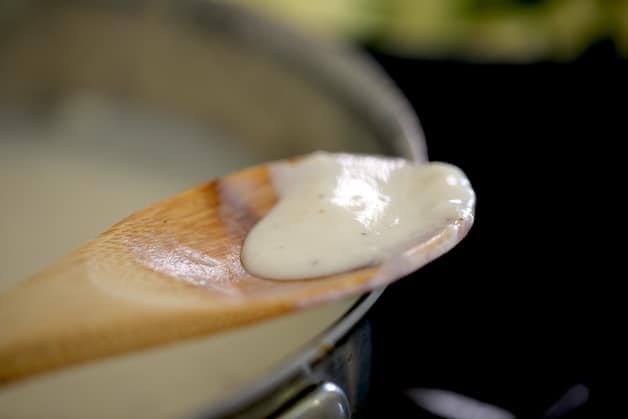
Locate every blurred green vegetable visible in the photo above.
<box><xmin>232</xmin><ymin>0</ymin><xmax>627</xmax><ymax>61</ymax></box>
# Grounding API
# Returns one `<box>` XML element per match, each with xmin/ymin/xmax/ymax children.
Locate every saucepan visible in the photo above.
<box><xmin>0</xmin><ymin>0</ymin><xmax>425</xmax><ymax>417</ymax></box>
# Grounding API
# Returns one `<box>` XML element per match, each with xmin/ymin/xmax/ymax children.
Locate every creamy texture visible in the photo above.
<box><xmin>0</xmin><ymin>96</ymin><xmax>358</xmax><ymax>419</ymax></box>
<box><xmin>242</xmin><ymin>152</ymin><xmax>475</xmax><ymax>279</ymax></box>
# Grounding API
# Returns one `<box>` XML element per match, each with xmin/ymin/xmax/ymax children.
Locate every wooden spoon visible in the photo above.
<box><xmin>0</xmin><ymin>158</ymin><xmax>472</xmax><ymax>385</ymax></box>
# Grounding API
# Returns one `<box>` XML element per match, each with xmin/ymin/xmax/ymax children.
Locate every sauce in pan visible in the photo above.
<box><xmin>0</xmin><ymin>96</ymin><xmax>358</xmax><ymax>419</ymax></box>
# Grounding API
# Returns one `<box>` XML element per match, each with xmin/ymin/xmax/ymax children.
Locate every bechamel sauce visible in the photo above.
<box><xmin>0</xmin><ymin>96</ymin><xmax>358</xmax><ymax>419</ymax></box>
<box><xmin>242</xmin><ymin>152</ymin><xmax>475</xmax><ymax>279</ymax></box>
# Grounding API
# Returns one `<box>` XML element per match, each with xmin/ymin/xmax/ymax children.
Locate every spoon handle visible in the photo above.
<box><xmin>0</xmin><ymin>166</ymin><xmax>284</xmax><ymax>384</ymax></box>
<box><xmin>0</xmin><ymin>239</ymin><xmax>289</xmax><ymax>385</ymax></box>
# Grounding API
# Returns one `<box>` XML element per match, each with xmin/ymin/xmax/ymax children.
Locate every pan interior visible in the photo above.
<box><xmin>0</xmin><ymin>2</ymin><xmax>400</xmax><ymax>418</ymax></box>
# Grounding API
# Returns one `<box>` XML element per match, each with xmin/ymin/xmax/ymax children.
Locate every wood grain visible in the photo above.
<box><xmin>0</xmin><ymin>160</ymin><xmax>472</xmax><ymax>385</ymax></box>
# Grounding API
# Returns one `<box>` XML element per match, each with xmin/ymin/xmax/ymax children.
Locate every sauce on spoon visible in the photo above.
<box><xmin>242</xmin><ymin>152</ymin><xmax>475</xmax><ymax>279</ymax></box>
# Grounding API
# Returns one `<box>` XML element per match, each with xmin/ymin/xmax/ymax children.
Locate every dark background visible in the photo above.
<box><xmin>362</xmin><ymin>41</ymin><xmax>622</xmax><ymax>418</ymax></box>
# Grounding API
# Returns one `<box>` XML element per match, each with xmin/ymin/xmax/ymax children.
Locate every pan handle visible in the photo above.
<box><xmin>275</xmin><ymin>382</ymin><xmax>350</xmax><ymax>419</ymax></box>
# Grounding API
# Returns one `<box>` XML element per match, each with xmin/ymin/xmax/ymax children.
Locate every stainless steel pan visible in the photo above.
<box><xmin>0</xmin><ymin>1</ymin><xmax>425</xmax><ymax>417</ymax></box>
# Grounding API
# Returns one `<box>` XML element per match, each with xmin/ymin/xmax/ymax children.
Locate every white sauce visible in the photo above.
<box><xmin>0</xmin><ymin>96</ymin><xmax>359</xmax><ymax>419</ymax></box>
<box><xmin>242</xmin><ymin>152</ymin><xmax>475</xmax><ymax>279</ymax></box>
